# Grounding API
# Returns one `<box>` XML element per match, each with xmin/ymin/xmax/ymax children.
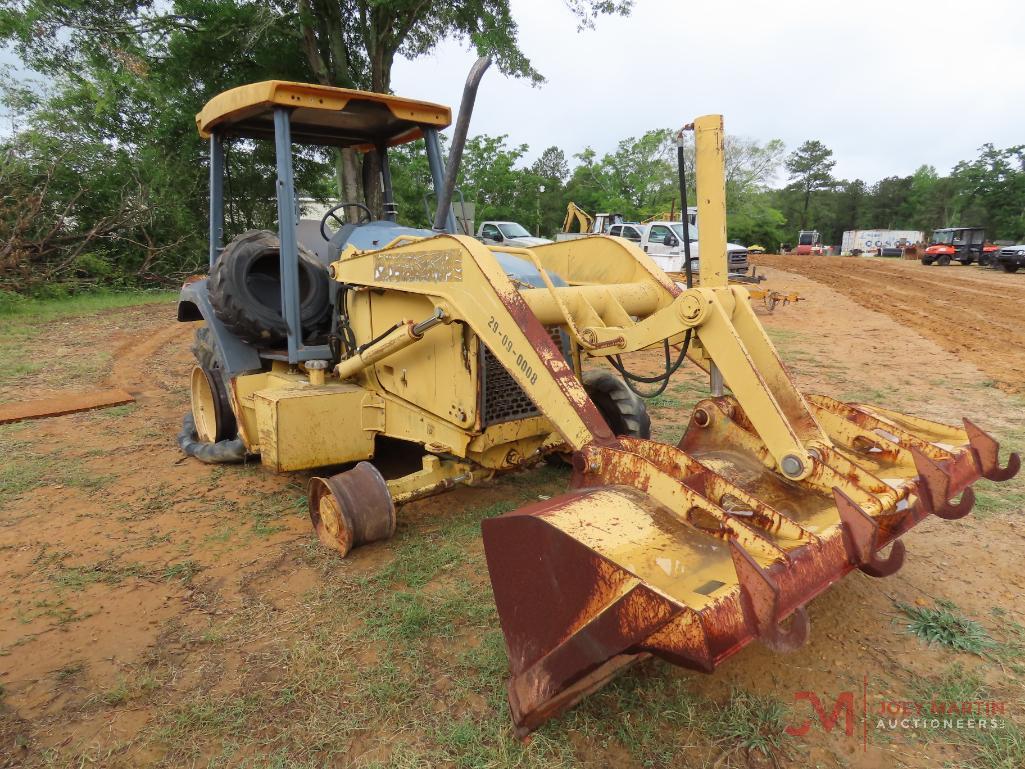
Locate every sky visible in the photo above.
<box><xmin>389</xmin><ymin>0</ymin><xmax>1025</xmax><ymax>184</ymax></box>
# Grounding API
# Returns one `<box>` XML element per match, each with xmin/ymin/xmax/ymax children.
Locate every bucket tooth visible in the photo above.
<box><xmin>728</xmin><ymin>540</ymin><xmax>810</xmax><ymax>653</ymax></box>
<box><xmin>910</xmin><ymin>446</ymin><xmax>975</xmax><ymax>520</ymax></box>
<box><xmin>833</xmin><ymin>487</ymin><xmax>906</xmax><ymax>578</ymax></box>
<box><xmin>964</xmin><ymin>418</ymin><xmax>1021</xmax><ymax>482</ymax></box>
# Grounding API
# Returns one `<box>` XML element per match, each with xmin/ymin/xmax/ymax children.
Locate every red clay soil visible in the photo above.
<box><xmin>753</xmin><ymin>254</ymin><xmax>1025</xmax><ymax>394</ymax></box>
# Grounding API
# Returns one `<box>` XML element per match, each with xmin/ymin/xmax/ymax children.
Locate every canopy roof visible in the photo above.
<box><xmin>196</xmin><ymin>80</ymin><xmax>451</xmax><ymax>150</ymax></box>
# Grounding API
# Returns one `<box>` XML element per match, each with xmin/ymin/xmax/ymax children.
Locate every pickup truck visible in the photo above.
<box><xmin>477</xmin><ymin>221</ymin><xmax>552</xmax><ymax>247</ymax></box>
<box><xmin>996</xmin><ymin>244</ymin><xmax>1025</xmax><ymax>273</ymax></box>
<box><xmin>607</xmin><ymin>221</ymin><xmax>749</xmax><ymax>275</ymax></box>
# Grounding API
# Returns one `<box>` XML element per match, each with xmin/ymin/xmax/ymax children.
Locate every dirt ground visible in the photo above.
<box><xmin>2</xmin><ymin>260</ymin><xmax>1024</xmax><ymax>768</ymax></box>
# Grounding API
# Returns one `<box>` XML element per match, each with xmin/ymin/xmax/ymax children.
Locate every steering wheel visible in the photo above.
<box><xmin>320</xmin><ymin>202</ymin><xmax>373</xmax><ymax>241</ymax></box>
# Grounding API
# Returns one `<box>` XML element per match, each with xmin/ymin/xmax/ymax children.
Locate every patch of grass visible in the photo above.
<box><xmin>973</xmin><ymin>721</ymin><xmax>1025</xmax><ymax>769</ymax></box>
<box><xmin>93</xmin><ymin>403</ymin><xmax>137</xmax><ymax>419</ymax></box>
<box><xmin>704</xmin><ymin>688</ymin><xmax>794</xmax><ymax>766</ymax></box>
<box><xmin>896</xmin><ymin>600</ymin><xmax>995</xmax><ymax>655</ymax></box>
<box><xmin>439</xmin><ymin>499</ymin><xmax>520</xmax><ymax>542</ymax></box>
<box><xmin>908</xmin><ymin>664</ymin><xmax>1025</xmax><ymax>768</ymax></box>
<box><xmin>55</xmin><ymin>662</ymin><xmax>86</xmax><ymax>683</ymax></box>
<box><xmin>841</xmin><ymin>386</ymin><xmax>896</xmax><ymax>405</ymax></box>
<box><xmin>0</xmin><ymin>289</ymin><xmax>175</xmax><ymax>323</ymax></box>
<box><xmin>765</xmin><ymin>327</ymin><xmax>802</xmax><ymax>345</ymax></box>
<box><xmin>378</xmin><ymin>538</ymin><xmax>466</xmax><ymax>588</ymax></box>
<box><xmin>363</xmin><ymin>591</ymin><xmax>454</xmax><ymax>641</ymax></box>
<box><xmin>97</xmin><ymin>678</ymin><xmax>131</xmax><ymax>707</ymax></box>
<box><xmin>910</xmin><ymin>662</ymin><xmax>986</xmax><ymax>705</ymax></box>
<box><xmin>155</xmin><ymin>693</ymin><xmax>263</xmax><ymax>752</ymax></box>
<box><xmin>51</xmin><ymin>561</ymin><xmax>143</xmax><ymax>590</ymax></box>
<box><xmin>973</xmin><ymin>487</ymin><xmax>1025</xmax><ymax>519</ymax></box>
<box><xmin>247</xmin><ymin>491</ymin><xmax>303</xmax><ymax>538</ymax></box>
<box><xmin>163</xmin><ymin>560</ymin><xmax>201</xmax><ymax>584</ymax></box>
<box><xmin>646</xmin><ymin>393</ymin><xmax>682</xmax><ymax>409</ymax></box>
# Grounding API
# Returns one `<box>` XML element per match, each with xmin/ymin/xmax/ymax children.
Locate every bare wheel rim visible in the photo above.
<box><xmin>190</xmin><ymin>365</ymin><xmax>220</xmax><ymax>443</ymax></box>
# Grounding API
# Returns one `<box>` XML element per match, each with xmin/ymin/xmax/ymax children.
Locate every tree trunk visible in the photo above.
<box><xmin>362</xmin><ymin>151</ymin><xmax>383</xmax><ymax>218</ymax></box>
<box><xmin>338</xmin><ymin>149</ymin><xmax>363</xmax><ymax>223</ymax></box>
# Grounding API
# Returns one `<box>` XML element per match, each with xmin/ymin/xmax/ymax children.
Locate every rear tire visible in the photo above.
<box><xmin>209</xmin><ymin>229</ymin><xmax>330</xmax><ymax>345</ymax></box>
<box><xmin>582</xmin><ymin>370</ymin><xmax>651</xmax><ymax>439</ymax></box>
<box><xmin>937</xmin><ymin>255</ymin><xmax>951</xmax><ymax>266</ymax></box>
<box><xmin>190</xmin><ymin>328</ymin><xmax>238</xmax><ymax>442</ymax></box>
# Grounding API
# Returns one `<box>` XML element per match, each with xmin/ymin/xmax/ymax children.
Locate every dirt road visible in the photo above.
<box><xmin>754</xmin><ymin>255</ymin><xmax>1025</xmax><ymax>394</ymax></box>
<box><xmin>1</xmin><ymin>267</ymin><xmax>1024</xmax><ymax>769</ymax></box>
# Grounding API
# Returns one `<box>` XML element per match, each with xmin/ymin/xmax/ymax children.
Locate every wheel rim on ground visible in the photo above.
<box><xmin>190</xmin><ymin>365</ymin><xmax>224</xmax><ymax>443</ymax></box>
<box><xmin>308</xmin><ymin>462</ymin><xmax>396</xmax><ymax>556</ymax></box>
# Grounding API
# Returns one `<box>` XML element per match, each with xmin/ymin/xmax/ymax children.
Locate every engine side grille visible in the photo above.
<box><xmin>480</xmin><ymin>327</ymin><xmax>566</xmax><ymax>427</ymax></box>
<box><xmin>482</xmin><ymin>348</ymin><xmax>541</xmax><ymax>426</ymax></box>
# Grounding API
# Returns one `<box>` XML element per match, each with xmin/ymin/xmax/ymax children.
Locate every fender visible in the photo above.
<box><xmin>177</xmin><ymin>278</ymin><xmax>262</xmax><ymax>377</ymax></box>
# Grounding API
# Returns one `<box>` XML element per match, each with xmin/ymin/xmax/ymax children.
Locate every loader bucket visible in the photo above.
<box><xmin>482</xmin><ymin>394</ymin><xmax>1019</xmax><ymax>736</ymax></box>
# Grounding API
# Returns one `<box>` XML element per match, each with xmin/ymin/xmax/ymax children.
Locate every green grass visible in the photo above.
<box><xmin>646</xmin><ymin>393</ymin><xmax>682</xmax><ymax>409</ymax></box>
<box><xmin>908</xmin><ymin>664</ymin><xmax>1025</xmax><ymax>769</ymax></box>
<box><xmin>896</xmin><ymin>600</ymin><xmax>995</xmax><ymax>655</ymax></box>
<box><xmin>55</xmin><ymin>662</ymin><xmax>85</xmax><ymax>683</ymax></box>
<box><xmin>973</xmin><ymin>486</ymin><xmax>1025</xmax><ymax>519</ymax></box>
<box><xmin>0</xmin><ymin>288</ymin><xmax>175</xmax><ymax>323</ymax></box>
<box><xmin>704</xmin><ymin>688</ymin><xmax>794</xmax><ymax>765</ymax></box>
<box><xmin>163</xmin><ymin>560</ymin><xmax>201</xmax><ymax>584</ymax></box>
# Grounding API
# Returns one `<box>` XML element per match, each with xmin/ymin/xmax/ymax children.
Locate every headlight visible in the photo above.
<box><xmin>1018</xmin><ymin>250</ymin><xmax>1024</xmax><ymax>256</ymax></box>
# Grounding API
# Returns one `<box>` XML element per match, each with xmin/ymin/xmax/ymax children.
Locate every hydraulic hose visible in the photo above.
<box><xmin>678</xmin><ymin>127</ymin><xmax>694</xmax><ymax>289</ymax></box>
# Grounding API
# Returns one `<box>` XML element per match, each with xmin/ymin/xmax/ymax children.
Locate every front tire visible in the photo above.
<box><xmin>1002</xmin><ymin>263</ymin><xmax>1020</xmax><ymax>273</ymax></box>
<box><xmin>582</xmin><ymin>370</ymin><xmax>651</xmax><ymax>439</ymax></box>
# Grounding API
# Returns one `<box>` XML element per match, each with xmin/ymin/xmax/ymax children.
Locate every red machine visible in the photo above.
<box><xmin>795</xmin><ymin>230</ymin><xmax>821</xmax><ymax>255</ymax></box>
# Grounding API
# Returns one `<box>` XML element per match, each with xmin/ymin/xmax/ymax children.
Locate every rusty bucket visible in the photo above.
<box><xmin>482</xmin><ymin>395</ymin><xmax>1019</xmax><ymax>736</ymax></box>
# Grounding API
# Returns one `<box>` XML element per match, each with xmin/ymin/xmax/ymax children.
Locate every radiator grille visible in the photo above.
<box><xmin>481</xmin><ymin>327</ymin><xmax>566</xmax><ymax>427</ymax></box>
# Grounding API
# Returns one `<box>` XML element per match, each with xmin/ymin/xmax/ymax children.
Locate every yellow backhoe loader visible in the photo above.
<box><xmin>177</xmin><ymin>59</ymin><xmax>1019</xmax><ymax>736</ymax></box>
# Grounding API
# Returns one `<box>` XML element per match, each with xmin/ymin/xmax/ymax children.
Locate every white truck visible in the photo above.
<box><xmin>608</xmin><ymin>221</ymin><xmax>749</xmax><ymax>275</ymax></box>
<box><xmin>477</xmin><ymin>221</ymin><xmax>552</xmax><ymax>247</ymax></box>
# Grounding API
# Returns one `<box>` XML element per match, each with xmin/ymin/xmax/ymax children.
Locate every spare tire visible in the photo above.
<box><xmin>209</xmin><ymin>229</ymin><xmax>330</xmax><ymax>344</ymax></box>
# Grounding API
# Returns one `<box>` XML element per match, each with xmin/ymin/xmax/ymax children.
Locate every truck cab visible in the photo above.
<box><xmin>477</xmin><ymin>221</ymin><xmax>552</xmax><ymax>247</ymax></box>
<box><xmin>609</xmin><ymin>220</ymin><xmax>749</xmax><ymax>275</ymax></box>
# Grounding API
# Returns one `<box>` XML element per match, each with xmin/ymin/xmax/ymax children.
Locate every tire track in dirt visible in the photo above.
<box><xmin>755</xmin><ymin>255</ymin><xmax>1025</xmax><ymax>394</ymax></box>
<box><xmin>107</xmin><ymin>322</ymin><xmax>190</xmax><ymax>395</ymax></box>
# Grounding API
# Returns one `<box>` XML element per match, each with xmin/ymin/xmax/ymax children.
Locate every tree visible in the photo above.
<box><xmin>531</xmin><ymin>146</ymin><xmax>569</xmax><ymax>184</ymax></box>
<box><xmin>785</xmin><ymin>140</ymin><xmax>836</xmax><ymax>229</ymax></box>
<box><xmin>725</xmin><ymin>136</ymin><xmax>785</xmax><ymax>199</ymax></box>
<box><xmin>950</xmin><ymin>144</ymin><xmax>1025</xmax><ymax>241</ymax></box>
<box><xmin>1</xmin><ymin>0</ymin><xmax>633</xmax><ymax>219</ymax></box>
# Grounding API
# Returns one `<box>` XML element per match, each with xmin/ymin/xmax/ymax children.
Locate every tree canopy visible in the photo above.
<box><xmin>1</xmin><ymin>0</ymin><xmax>1023</xmax><ymax>295</ymax></box>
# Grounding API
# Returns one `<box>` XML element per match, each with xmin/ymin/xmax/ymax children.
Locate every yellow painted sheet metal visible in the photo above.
<box><xmin>254</xmin><ymin>384</ymin><xmax>374</xmax><ymax>472</ymax></box>
<box><xmin>545</xmin><ymin>487</ymin><xmax>736</xmax><ymax>611</ymax></box>
<box><xmin>196</xmin><ymin>80</ymin><xmax>451</xmax><ymax>148</ymax></box>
